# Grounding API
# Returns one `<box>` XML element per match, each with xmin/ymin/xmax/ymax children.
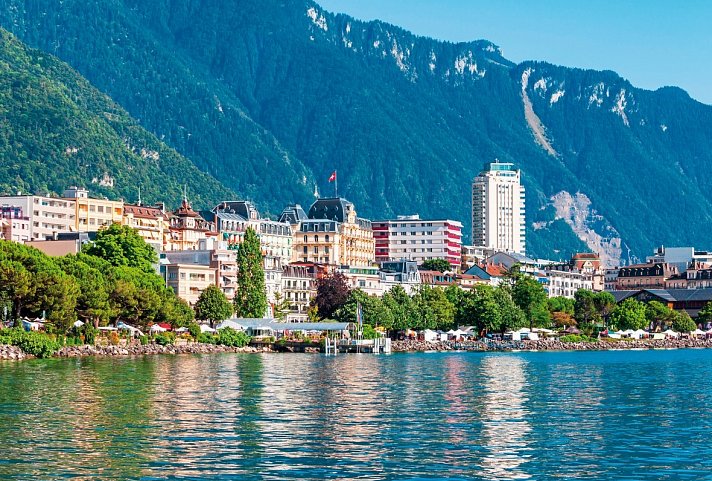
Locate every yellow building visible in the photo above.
<box><xmin>166</xmin><ymin>198</ymin><xmax>215</xmax><ymax>251</ymax></box>
<box><xmin>164</xmin><ymin>263</ymin><xmax>216</xmax><ymax>305</ymax></box>
<box><xmin>63</xmin><ymin>187</ymin><xmax>123</xmax><ymax>232</ymax></box>
<box><xmin>291</xmin><ymin>198</ymin><xmax>374</xmax><ymax>267</ymax></box>
<box><xmin>122</xmin><ymin>203</ymin><xmax>168</xmax><ymax>252</ymax></box>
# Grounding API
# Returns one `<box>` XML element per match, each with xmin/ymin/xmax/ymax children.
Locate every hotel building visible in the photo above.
<box><xmin>472</xmin><ymin>160</ymin><xmax>526</xmax><ymax>255</ymax></box>
<box><xmin>372</xmin><ymin>214</ymin><xmax>462</xmax><ymax>270</ymax></box>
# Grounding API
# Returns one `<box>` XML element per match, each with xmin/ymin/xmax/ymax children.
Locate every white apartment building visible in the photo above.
<box><xmin>372</xmin><ymin>215</ymin><xmax>463</xmax><ymax>270</ymax></box>
<box><xmin>339</xmin><ymin>266</ymin><xmax>384</xmax><ymax>297</ymax></box>
<box><xmin>0</xmin><ymin>195</ymin><xmax>76</xmax><ymax>241</ymax></box>
<box><xmin>281</xmin><ymin>264</ymin><xmax>317</xmax><ymax>322</ymax></box>
<box><xmin>472</xmin><ymin>160</ymin><xmax>526</xmax><ymax>255</ymax></box>
<box><xmin>546</xmin><ymin>269</ymin><xmax>593</xmax><ymax>298</ymax></box>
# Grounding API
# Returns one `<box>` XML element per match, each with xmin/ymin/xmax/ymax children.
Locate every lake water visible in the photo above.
<box><xmin>1</xmin><ymin>350</ymin><xmax>712</xmax><ymax>480</ymax></box>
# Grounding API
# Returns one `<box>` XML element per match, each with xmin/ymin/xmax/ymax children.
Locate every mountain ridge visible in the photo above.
<box><xmin>1</xmin><ymin>0</ymin><xmax>711</xmax><ymax>265</ymax></box>
<box><xmin>0</xmin><ymin>28</ymin><xmax>235</xmax><ymax>208</ymax></box>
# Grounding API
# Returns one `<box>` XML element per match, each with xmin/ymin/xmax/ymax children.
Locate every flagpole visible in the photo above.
<box><xmin>335</xmin><ymin>170</ymin><xmax>338</xmax><ymax>198</ymax></box>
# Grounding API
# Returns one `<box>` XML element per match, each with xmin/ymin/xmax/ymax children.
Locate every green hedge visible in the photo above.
<box><xmin>0</xmin><ymin>328</ymin><xmax>61</xmax><ymax>358</ymax></box>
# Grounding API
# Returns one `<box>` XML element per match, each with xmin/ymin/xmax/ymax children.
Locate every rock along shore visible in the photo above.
<box><xmin>391</xmin><ymin>338</ymin><xmax>712</xmax><ymax>353</ymax></box>
<box><xmin>0</xmin><ymin>342</ymin><xmax>270</xmax><ymax>361</ymax></box>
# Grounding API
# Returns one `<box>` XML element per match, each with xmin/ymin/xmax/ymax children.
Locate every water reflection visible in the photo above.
<box><xmin>479</xmin><ymin>355</ymin><xmax>533</xmax><ymax>480</ymax></box>
<box><xmin>3</xmin><ymin>350</ymin><xmax>712</xmax><ymax>480</ymax></box>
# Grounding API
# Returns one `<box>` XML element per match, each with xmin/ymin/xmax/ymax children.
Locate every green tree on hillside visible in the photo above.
<box><xmin>234</xmin><ymin>228</ymin><xmax>267</xmax><ymax>318</ymax></box>
<box><xmin>195</xmin><ymin>285</ymin><xmax>233</xmax><ymax>326</ymax></box>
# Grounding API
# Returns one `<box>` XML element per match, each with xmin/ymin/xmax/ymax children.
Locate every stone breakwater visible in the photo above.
<box><xmin>0</xmin><ymin>342</ymin><xmax>270</xmax><ymax>360</ymax></box>
<box><xmin>392</xmin><ymin>338</ymin><xmax>712</xmax><ymax>352</ymax></box>
<box><xmin>0</xmin><ymin>344</ymin><xmax>29</xmax><ymax>360</ymax></box>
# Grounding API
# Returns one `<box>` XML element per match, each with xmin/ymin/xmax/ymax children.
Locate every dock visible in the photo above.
<box><xmin>324</xmin><ymin>337</ymin><xmax>391</xmax><ymax>354</ymax></box>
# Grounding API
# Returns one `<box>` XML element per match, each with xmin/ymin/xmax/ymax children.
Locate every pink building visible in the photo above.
<box><xmin>372</xmin><ymin>215</ymin><xmax>462</xmax><ymax>270</ymax></box>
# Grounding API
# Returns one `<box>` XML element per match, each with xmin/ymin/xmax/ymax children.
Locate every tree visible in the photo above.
<box><xmin>574</xmin><ymin>290</ymin><xmax>600</xmax><ymax>326</ymax></box>
<box><xmin>313</xmin><ymin>272</ymin><xmax>350</xmax><ymax>320</ymax></box>
<box><xmin>83</xmin><ymin>223</ymin><xmax>157</xmax><ymax>273</ymax></box>
<box><xmin>494</xmin><ymin>287</ymin><xmax>528</xmax><ymax>332</ymax></box>
<box><xmin>158</xmin><ymin>294</ymin><xmax>195</xmax><ymax>328</ymax></box>
<box><xmin>0</xmin><ymin>260</ymin><xmax>33</xmax><ymax>321</ymax></box>
<box><xmin>646</xmin><ymin>300</ymin><xmax>673</xmax><ymax>331</ymax></box>
<box><xmin>335</xmin><ymin>289</ymin><xmax>395</xmax><ymax>331</ymax></box>
<box><xmin>471</xmin><ymin>285</ymin><xmax>503</xmax><ymax>334</ymax></box>
<box><xmin>697</xmin><ymin>302</ymin><xmax>712</xmax><ymax>328</ymax></box>
<box><xmin>272</xmin><ymin>292</ymin><xmax>292</xmax><ymax>321</ymax></box>
<box><xmin>423</xmin><ymin>286</ymin><xmax>455</xmax><ymax>331</ymax></box>
<box><xmin>382</xmin><ymin>285</ymin><xmax>418</xmax><ymax>331</ymax></box>
<box><xmin>511</xmin><ymin>274</ymin><xmax>547</xmax><ymax>329</ymax></box>
<box><xmin>671</xmin><ymin>310</ymin><xmax>697</xmax><ymax>333</ymax></box>
<box><xmin>593</xmin><ymin>292</ymin><xmax>616</xmax><ymax>323</ymax></box>
<box><xmin>57</xmin><ymin>254</ymin><xmax>113</xmax><ymax>327</ymax></box>
<box><xmin>195</xmin><ymin>285</ymin><xmax>233</xmax><ymax>326</ymax></box>
<box><xmin>234</xmin><ymin>228</ymin><xmax>267</xmax><ymax>318</ymax></box>
<box><xmin>609</xmin><ymin>298</ymin><xmax>648</xmax><ymax>331</ymax></box>
<box><xmin>552</xmin><ymin>311</ymin><xmax>576</xmax><ymax>328</ymax></box>
<box><xmin>420</xmin><ymin>259</ymin><xmax>452</xmax><ymax>273</ymax></box>
<box><xmin>548</xmin><ymin>296</ymin><xmax>574</xmax><ymax>315</ymax></box>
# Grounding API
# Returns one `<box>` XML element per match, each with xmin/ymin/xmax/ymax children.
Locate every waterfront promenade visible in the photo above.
<box><xmin>4</xmin><ymin>336</ymin><xmax>712</xmax><ymax>360</ymax></box>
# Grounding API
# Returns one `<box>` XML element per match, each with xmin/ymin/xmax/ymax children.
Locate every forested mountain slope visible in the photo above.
<box><xmin>2</xmin><ymin>0</ymin><xmax>712</xmax><ymax>263</ymax></box>
<box><xmin>0</xmin><ymin>28</ymin><xmax>235</xmax><ymax>208</ymax></box>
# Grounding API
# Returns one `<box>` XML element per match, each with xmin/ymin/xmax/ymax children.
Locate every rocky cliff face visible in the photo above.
<box><xmin>2</xmin><ymin>0</ymin><xmax>711</xmax><ymax>261</ymax></box>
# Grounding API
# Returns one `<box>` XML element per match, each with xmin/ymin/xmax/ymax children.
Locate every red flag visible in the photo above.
<box><xmin>328</xmin><ymin>171</ymin><xmax>337</xmax><ymax>182</ymax></box>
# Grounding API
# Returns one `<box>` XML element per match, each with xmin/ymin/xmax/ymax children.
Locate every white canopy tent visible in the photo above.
<box><xmin>631</xmin><ymin>329</ymin><xmax>648</xmax><ymax>339</ymax></box>
<box><xmin>199</xmin><ymin>324</ymin><xmax>216</xmax><ymax>333</ymax></box>
<box><xmin>117</xmin><ymin>322</ymin><xmax>144</xmax><ymax>337</ymax></box>
<box><xmin>149</xmin><ymin>324</ymin><xmax>167</xmax><ymax>333</ymax></box>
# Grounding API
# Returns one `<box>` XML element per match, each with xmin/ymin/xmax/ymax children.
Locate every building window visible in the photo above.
<box><xmin>314</xmin><ymin>235</ymin><xmax>319</xmax><ymax>242</ymax></box>
<box><xmin>325</xmin><ymin>235</ymin><xmax>330</xmax><ymax>242</ymax></box>
<box><xmin>314</xmin><ymin>246</ymin><xmax>318</xmax><ymax>254</ymax></box>
<box><xmin>303</xmin><ymin>246</ymin><xmax>308</xmax><ymax>254</ymax></box>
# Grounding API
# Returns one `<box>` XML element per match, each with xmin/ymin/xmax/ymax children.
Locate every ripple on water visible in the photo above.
<box><xmin>1</xmin><ymin>350</ymin><xmax>712</xmax><ymax>480</ymax></box>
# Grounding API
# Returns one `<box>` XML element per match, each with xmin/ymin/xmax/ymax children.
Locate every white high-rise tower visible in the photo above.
<box><xmin>471</xmin><ymin>160</ymin><xmax>526</xmax><ymax>254</ymax></box>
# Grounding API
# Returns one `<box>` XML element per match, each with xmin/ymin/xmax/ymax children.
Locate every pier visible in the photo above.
<box><xmin>324</xmin><ymin>337</ymin><xmax>391</xmax><ymax>354</ymax></box>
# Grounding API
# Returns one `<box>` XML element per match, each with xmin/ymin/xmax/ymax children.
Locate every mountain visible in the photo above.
<box><xmin>2</xmin><ymin>0</ymin><xmax>712</xmax><ymax>265</ymax></box>
<box><xmin>0</xmin><ymin>28</ymin><xmax>235</xmax><ymax>208</ymax></box>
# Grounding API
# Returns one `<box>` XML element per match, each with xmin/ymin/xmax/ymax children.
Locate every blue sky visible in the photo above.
<box><xmin>318</xmin><ymin>0</ymin><xmax>712</xmax><ymax>105</ymax></box>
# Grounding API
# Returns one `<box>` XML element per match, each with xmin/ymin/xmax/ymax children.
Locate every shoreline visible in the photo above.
<box><xmin>0</xmin><ymin>342</ymin><xmax>274</xmax><ymax>361</ymax></box>
<box><xmin>391</xmin><ymin>338</ymin><xmax>712</xmax><ymax>352</ymax></box>
<box><xmin>4</xmin><ymin>337</ymin><xmax>712</xmax><ymax>361</ymax></box>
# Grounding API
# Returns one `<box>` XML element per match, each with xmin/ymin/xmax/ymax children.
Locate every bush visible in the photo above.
<box><xmin>139</xmin><ymin>335</ymin><xmax>148</xmax><ymax>345</ymax></box>
<box><xmin>216</xmin><ymin>327</ymin><xmax>251</xmax><ymax>347</ymax></box>
<box><xmin>196</xmin><ymin>332</ymin><xmax>218</xmax><ymax>344</ymax></box>
<box><xmin>154</xmin><ymin>332</ymin><xmax>176</xmax><ymax>346</ymax></box>
<box><xmin>82</xmin><ymin>324</ymin><xmax>98</xmax><ymax>345</ymax></box>
<box><xmin>108</xmin><ymin>331</ymin><xmax>120</xmax><ymax>346</ymax></box>
<box><xmin>188</xmin><ymin>322</ymin><xmax>200</xmax><ymax>339</ymax></box>
<box><xmin>559</xmin><ymin>334</ymin><xmax>597</xmax><ymax>343</ymax></box>
<box><xmin>0</xmin><ymin>328</ymin><xmax>60</xmax><ymax>358</ymax></box>
<box><xmin>363</xmin><ymin>325</ymin><xmax>381</xmax><ymax>340</ymax></box>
